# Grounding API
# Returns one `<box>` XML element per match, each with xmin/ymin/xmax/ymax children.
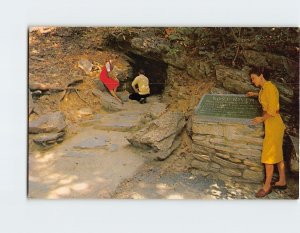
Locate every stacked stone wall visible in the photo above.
<box><xmin>191</xmin><ymin>115</ymin><xmax>265</xmax><ymax>183</ymax></box>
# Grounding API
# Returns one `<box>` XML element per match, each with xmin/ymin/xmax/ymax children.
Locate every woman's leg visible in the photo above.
<box><xmin>275</xmin><ymin>160</ymin><xmax>286</xmax><ymax>186</ymax></box>
<box><xmin>109</xmin><ymin>90</ymin><xmax>123</xmax><ymax>104</ymax></box>
<box><xmin>263</xmin><ymin>164</ymin><xmax>274</xmax><ymax>191</ymax></box>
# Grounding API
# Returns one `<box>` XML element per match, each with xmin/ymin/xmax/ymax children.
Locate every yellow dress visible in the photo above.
<box><xmin>259</xmin><ymin>81</ymin><xmax>286</xmax><ymax>164</ymax></box>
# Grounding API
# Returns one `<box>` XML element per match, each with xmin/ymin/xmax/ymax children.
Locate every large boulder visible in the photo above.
<box><xmin>272</xmin><ymin>80</ymin><xmax>294</xmax><ymax>105</ymax></box>
<box><xmin>77</xmin><ymin>108</ymin><xmax>93</xmax><ymax>117</ymax></box>
<box><xmin>187</xmin><ymin>61</ymin><xmax>213</xmax><ymax>80</ymax></box>
<box><xmin>94</xmin><ymin>79</ymin><xmax>107</xmax><ymax>92</ymax></box>
<box><xmin>112</xmin><ymin>64</ymin><xmax>132</xmax><ymax>82</ymax></box>
<box><xmin>130</xmin><ymin>37</ymin><xmax>170</xmax><ymax>56</ymax></box>
<box><xmin>92</xmin><ymin>89</ymin><xmax>124</xmax><ymax>112</ymax></box>
<box><xmin>162</xmin><ymin>51</ymin><xmax>187</xmax><ymax>69</ymax></box>
<box><xmin>29</xmin><ymin>111</ymin><xmax>66</xmax><ymax>134</ymax></box>
<box><xmin>117</xmin><ymin>92</ymin><xmax>129</xmax><ymax>103</ymax></box>
<box><xmin>215</xmin><ymin>65</ymin><xmax>294</xmax><ymax>105</ymax></box>
<box><xmin>126</xmin><ymin>111</ymin><xmax>186</xmax><ymax>160</ymax></box>
<box><xmin>215</xmin><ymin>65</ymin><xmax>258</xmax><ymax>94</ymax></box>
<box><xmin>242</xmin><ymin>50</ymin><xmax>298</xmax><ymax>79</ymax></box>
<box><xmin>78</xmin><ymin>59</ymin><xmax>93</xmax><ymax>74</ymax></box>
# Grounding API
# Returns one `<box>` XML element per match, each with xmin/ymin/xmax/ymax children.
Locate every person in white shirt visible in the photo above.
<box><xmin>129</xmin><ymin>69</ymin><xmax>150</xmax><ymax>104</ymax></box>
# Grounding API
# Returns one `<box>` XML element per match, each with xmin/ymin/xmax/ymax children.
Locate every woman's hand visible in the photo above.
<box><xmin>252</xmin><ymin>117</ymin><xmax>264</xmax><ymax>124</ymax></box>
<box><xmin>246</xmin><ymin>92</ymin><xmax>258</xmax><ymax>97</ymax></box>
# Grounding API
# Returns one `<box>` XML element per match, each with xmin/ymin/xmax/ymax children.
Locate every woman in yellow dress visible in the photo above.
<box><xmin>246</xmin><ymin>67</ymin><xmax>286</xmax><ymax>198</ymax></box>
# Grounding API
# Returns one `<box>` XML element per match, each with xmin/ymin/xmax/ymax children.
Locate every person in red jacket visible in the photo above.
<box><xmin>100</xmin><ymin>59</ymin><xmax>123</xmax><ymax>103</ymax></box>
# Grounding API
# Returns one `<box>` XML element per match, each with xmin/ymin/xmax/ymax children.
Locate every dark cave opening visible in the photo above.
<box><xmin>126</xmin><ymin>52</ymin><xmax>168</xmax><ymax>95</ymax></box>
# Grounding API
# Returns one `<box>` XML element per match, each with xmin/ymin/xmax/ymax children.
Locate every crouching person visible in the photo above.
<box><xmin>129</xmin><ymin>69</ymin><xmax>150</xmax><ymax>104</ymax></box>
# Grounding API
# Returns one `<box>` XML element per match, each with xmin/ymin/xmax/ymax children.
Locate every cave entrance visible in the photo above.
<box><xmin>126</xmin><ymin>52</ymin><xmax>167</xmax><ymax>95</ymax></box>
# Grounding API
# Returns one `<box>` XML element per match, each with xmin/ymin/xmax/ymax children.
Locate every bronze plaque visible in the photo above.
<box><xmin>195</xmin><ymin>94</ymin><xmax>262</xmax><ymax>121</ymax></box>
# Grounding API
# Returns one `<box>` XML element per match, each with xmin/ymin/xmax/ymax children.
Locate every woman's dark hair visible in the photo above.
<box><xmin>249</xmin><ymin>66</ymin><xmax>270</xmax><ymax>80</ymax></box>
<box><xmin>138</xmin><ymin>69</ymin><xmax>145</xmax><ymax>75</ymax></box>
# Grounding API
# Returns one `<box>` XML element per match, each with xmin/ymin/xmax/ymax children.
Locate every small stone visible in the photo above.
<box><xmin>229</xmin><ymin>190</ymin><xmax>237</xmax><ymax>196</ymax></box>
<box><xmin>32</xmin><ymin>90</ymin><xmax>43</xmax><ymax>97</ymax></box>
<box><xmin>208</xmin><ymin>166</ymin><xmax>220</xmax><ymax>173</ymax></box>
<box><xmin>216</xmin><ymin>152</ymin><xmax>230</xmax><ymax>159</ymax></box>
<box><xmin>249</xmin><ymin>166</ymin><xmax>264</xmax><ymax>172</ymax></box>
<box><xmin>192</xmin><ymin>134</ymin><xmax>209</xmax><ymax>142</ymax></box>
<box><xmin>192</xmin><ymin>143</ymin><xmax>216</xmax><ymax>154</ymax></box>
<box><xmin>210</xmin><ymin>183</ymin><xmax>220</xmax><ymax>190</ymax></box>
<box><xmin>192</xmin><ymin>154</ymin><xmax>211</xmax><ymax>162</ymax></box>
<box><xmin>33</xmin><ymin>132</ymin><xmax>65</xmax><ymax>145</ymax></box>
<box><xmin>29</xmin><ymin>111</ymin><xmax>66</xmax><ymax>134</ymax></box>
<box><xmin>210</xmin><ymin>162</ymin><xmax>221</xmax><ymax>169</ymax></box>
<box><xmin>56</xmin><ymin>137</ymin><xmax>64</xmax><ymax>143</ymax></box>
<box><xmin>191</xmin><ymin>160</ymin><xmax>209</xmax><ymax>171</ymax></box>
<box><xmin>229</xmin><ymin>157</ymin><xmax>242</xmax><ymax>163</ymax></box>
<box><xmin>238</xmin><ymin>148</ymin><xmax>261</xmax><ymax>157</ymax></box>
<box><xmin>191</xmin><ymin>169</ymin><xmax>209</xmax><ymax>177</ymax></box>
<box><xmin>78</xmin><ymin>59</ymin><xmax>93</xmax><ymax>73</ymax></box>
<box><xmin>211</xmin><ymin>190</ymin><xmax>222</xmax><ymax>196</ymax></box>
<box><xmin>192</xmin><ymin>123</ymin><xmax>224</xmax><ymax>136</ymax></box>
<box><xmin>230</xmin><ymin>153</ymin><xmax>248</xmax><ymax>160</ymax></box>
<box><xmin>243</xmin><ymin>159</ymin><xmax>261</xmax><ymax>167</ymax></box>
<box><xmin>211</xmin><ymin>156</ymin><xmax>245</xmax><ymax>169</ymax></box>
<box><xmin>46</xmin><ymin>140</ymin><xmax>57</xmax><ymax>145</ymax></box>
<box><xmin>77</xmin><ymin>108</ymin><xmax>93</xmax><ymax>116</ymax></box>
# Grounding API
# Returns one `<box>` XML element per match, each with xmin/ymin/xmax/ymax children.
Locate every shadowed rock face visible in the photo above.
<box><xmin>243</xmin><ymin>50</ymin><xmax>298</xmax><ymax>79</ymax></box>
<box><xmin>125</xmin><ymin>52</ymin><xmax>167</xmax><ymax>95</ymax></box>
<box><xmin>214</xmin><ymin>64</ymin><xmax>297</xmax><ymax>138</ymax></box>
<box><xmin>126</xmin><ymin>111</ymin><xmax>186</xmax><ymax>160</ymax></box>
<box><xmin>215</xmin><ymin>65</ymin><xmax>258</xmax><ymax>94</ymax></box>
<box><xmin>29</xmin><ymin>111</ymin><xmax>66</xmax><ymax>134</ymax></box>
<box><xmin>215</xmin><ymin>65</ymin><xmax>294</xmax><ymax>107</ymax></box>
